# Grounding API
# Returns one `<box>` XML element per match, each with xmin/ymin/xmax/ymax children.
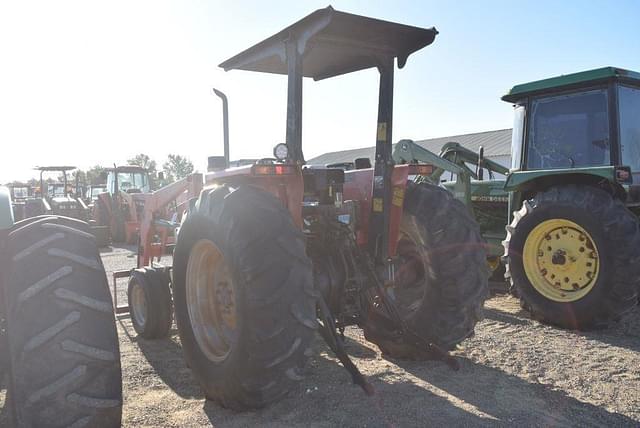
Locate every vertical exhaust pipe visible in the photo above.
<box><xmin>212</xmin><ymin>88</ymin><xmax>229</xmax><ymax>168</ymax></box>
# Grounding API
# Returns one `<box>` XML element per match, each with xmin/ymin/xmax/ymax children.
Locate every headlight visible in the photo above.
<box><xmin>273</xmin><ymin>143</ymin><xmax>289</xmax><ymax>161</ymax></box>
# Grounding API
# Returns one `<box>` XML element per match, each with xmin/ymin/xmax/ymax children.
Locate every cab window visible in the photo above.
<box><xmin>618</xmin><ymin>85</ymin><xmax>640</xmax><ymax>180</ymax></box>
<box><xmin>527</xmin><ymin>89</ymin><xmax>610</xmax><ymax>169</ymax></box>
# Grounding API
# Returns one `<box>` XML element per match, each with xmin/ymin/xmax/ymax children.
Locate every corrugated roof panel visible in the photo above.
<box><xmin>307</xmin><ymin>128</ymin><xmax>512</xmax><ymax>165</ymax></box>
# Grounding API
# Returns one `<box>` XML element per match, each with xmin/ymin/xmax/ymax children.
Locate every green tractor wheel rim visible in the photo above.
<box><xmin>522</xmin><ymin>219</ymin><xmax>600</xmax><ymax>303</ymax></box>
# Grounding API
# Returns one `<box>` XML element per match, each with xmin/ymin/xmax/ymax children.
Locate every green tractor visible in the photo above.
<box><xmin>393</xmin><ymin>139</ymin><xmax>510</xmax><ymax>284</ymax></box>
<box><xmin>0</xmin><ymin>186</ymin><xmax>122</xmax><ymax>426</ymax></box>
<box><xmin>502</xmin><ymin>67</ymin><xmax>640</xmax><ymax>329</ymax></box>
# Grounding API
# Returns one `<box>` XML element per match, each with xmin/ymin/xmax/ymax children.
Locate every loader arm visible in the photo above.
<box><xmin>391</xmin><ymin>139</ymin><xmax>472</xmax><ymax>206</ymax></box>
<box><xmin>439</xmin><ymin>141</ymin><xmax>509</xmax><ymax>178</ymax></box>
<box><xmin>392</xmin><ymin>139</ymin><xmax>466</xmax><ymax>180</ymax></box>
<box><xmin>138</xmin><ymin>173</ymin><xmax>203</xmax><ymax>267</ymax></box>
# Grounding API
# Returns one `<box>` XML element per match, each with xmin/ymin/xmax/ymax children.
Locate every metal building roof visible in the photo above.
<box><xmin>307</xmin><ymin>128</ymin><xmax>512</xmax><ymax>165</ymax></box>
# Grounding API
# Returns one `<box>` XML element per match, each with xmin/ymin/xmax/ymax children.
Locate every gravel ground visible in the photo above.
<box><xmin>2</xmin><ymin>245</ymin><xmax>639</xmax><ymax>427</ymax></box>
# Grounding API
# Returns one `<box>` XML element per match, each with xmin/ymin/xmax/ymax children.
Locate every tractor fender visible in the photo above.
<box><xmin>506</xmin><ymin>168</ymin><xmax>627</xmax><ymax>224</ymax></box>
<box><xmin>504</xmin><ymin>166</ymin><xmax>621</xmax><ymax>194</ymax></box>
<box><xmin>0</xmin><ymin>186</ymin><xmax>14</xmax><ymax>230</ymax></box>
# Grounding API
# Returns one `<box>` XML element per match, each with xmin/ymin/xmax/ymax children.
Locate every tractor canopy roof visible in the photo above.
<box><xmin>219</xmin><ymin>6</ymin><xmax>438</xmax><ymax>80</ymax></box>
<box><xmin>502</xmin><ymin>66</ymin><xmax>640</xmax><ymax>103</ymax></box>
<box><xmin>35</xmin><ymin>166</ymin><xmax>77</xmax><ymax>172</ymax></box>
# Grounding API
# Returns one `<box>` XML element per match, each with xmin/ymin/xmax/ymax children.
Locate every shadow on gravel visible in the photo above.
<box><xmin>483</xmin><ymin>307</ymin><xmax>532</xmax><ymax>327</ymax></box>
<box><xmin>118</xmin><ymin>318</ymin><xmax>202</xmax><ymax>400</ymax></box>
<box><xmin>486</xmin><ymin>304</ymin><xmax>640</xmax><ymax>353</ymax></box>
<box><xmin>343</xmin><ymin>336</ymin><xmax>378</xmax><ymax>359</ymax></box>
<box><xmin>580</xmin><ymin>313</ymin><xmax>640</xmax><ymax>353</ymax></box>
<box><xmin>200</xmin><ymin>344</ymin><xmax>500</xmax><ymax>427</ymax></box>
<box><xmin>396</xmin><ymin>358</ymin><xmax>636</xmax><ymax>426</ymax></box>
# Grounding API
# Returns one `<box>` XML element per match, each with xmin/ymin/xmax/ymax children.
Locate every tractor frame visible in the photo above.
<box><xmin>127</xmin><ymin>7</ymin><xmax>488</xmax><ymax>405</ymax></box>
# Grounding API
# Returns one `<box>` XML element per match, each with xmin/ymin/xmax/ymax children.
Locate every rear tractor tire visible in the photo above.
<box><xmin>504</xmin><ymin>185</ymin><xmax>640</xmax><ymax>329</ymax></box>
<box><xmin>172</xmin><ymin>185</ymin><xmax>317</xmax><ymax>410</ymax></box>
<box><xmin>127</xmin><ymin>267</ymin><xmax>173</xmax><ymax>339</ymax></box>
<box><xmin>364</xmin><ymin>182</ymin><xmax>489</xmax><ymax>357</ymax></box>
<box><xmin>2</xmin><ymin>215</ymin><xmax>122</xmax><ymax>427</ymax></box>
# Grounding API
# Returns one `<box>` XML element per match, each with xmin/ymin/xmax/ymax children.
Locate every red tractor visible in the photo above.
<box><xmin>127</xmin><ymin>7</ymin><xmax>488</xmax><ymax>410</ymax></box>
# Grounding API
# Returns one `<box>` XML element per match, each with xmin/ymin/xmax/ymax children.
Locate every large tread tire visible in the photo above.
<box><xmin>366</xmin><ymin>182</ymin><xmax>489</xmax><ymax>356</ymax></box>
<box><xmin>2</xmin><ymin>215</ymin><xmax>122</xmax><ymax>427</ymax></box>
<box><xmin>90</xmin><ymin>225</ymin><xmax>110</xmax><ymax>248</ymax></box>
<box><xmin>127</xmin><ymin>267</ymin><xmax>173</xmax><ymax>339</ymax></box>
<box><xmin>504</xmin><ymin>185</ymin><xmax>640</xmax><ymax>329</ymax></box>
<box><xmin>173</xmin><ymin>185</ymin><xmax>316</xmax><ymax>410</ymax></box>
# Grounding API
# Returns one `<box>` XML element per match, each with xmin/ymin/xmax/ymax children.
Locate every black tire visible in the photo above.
<box><xmin>172</xmin><ymin>185</ymin><xmax>316</xmax><ymax>410</ymax></box>
<box><xmin>98</xmin><ymin>198</ymin><xmax>126</xmax><ymax>244</ymax></box>
<box><xmin>504</xmin><ymin>185</ymin><xmax>640</xmax><ymax>329</ymax></box>
<box><xmin>127</xmin><ymin>267</ymin><xmax>173</xmax><ymax>339</ymax></box>
<box><xmin>365</xmin><ymin>182</ymin><xmax>489</xmax><ymax>356</ymax></box>
<box><xmin>91</xmin><ymin>225</ymin><xmax>110</xmax><ymax>248</ymax></box>
<box><xmin>2</xmin><ymin>215</ymin><xmax>122</xmax><ymax>427</ymax></box>
<box><xmin>111</xmin><ymin>211</ymin><xmax>126</xmax><ymax>244</ymax></box>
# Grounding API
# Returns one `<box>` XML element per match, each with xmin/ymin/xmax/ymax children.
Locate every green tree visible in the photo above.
<box><xmin>86</xmin><ymin>165</ymin><xmax>106</xmax><ymax>185</ymax></box>
<box><xmin>127</xmin><ymin>154</ymin><xmax>157</xmax><ymax>173</ymax></box>
<box><xmin>162</xmin><ymin>154</ymin><xmax>194</xmax><ymax>183</ymax></box>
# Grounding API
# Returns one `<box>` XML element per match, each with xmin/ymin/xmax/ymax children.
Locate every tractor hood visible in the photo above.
<box><xmin>219</xmin><ymin>6</ymin><xmax>438</xmax><ymax>80</ymax></box>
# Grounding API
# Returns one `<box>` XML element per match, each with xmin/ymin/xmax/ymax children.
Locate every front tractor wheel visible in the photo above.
<box><xmin>172</xmin><ymin>185</ymin><xmax>316</xmax><ymax>410</ymax></box>
<box><xmin>365</xmin><ymin>182</ymin><xmax>489</xmax><ymax>357</ymax></box>
<box><xmin>505</xmin><ymin>185</ymin><xmax>640</xmax><ymax>329</ymax></box>
<box><xmin>127</xmin><ymin>267</ymin><xmax>173</xmax><ymax>339</ymax></box>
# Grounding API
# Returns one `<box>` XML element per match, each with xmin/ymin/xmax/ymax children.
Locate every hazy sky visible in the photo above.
<box><xmin>1</xmin><ymin>0</ymin><xmax>639</xmax><ymax>183</ymax></box>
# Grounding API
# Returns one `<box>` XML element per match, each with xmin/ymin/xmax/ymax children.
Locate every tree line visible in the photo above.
<box><xmin>6</xmin><ymin>153</ymin><xmax>194</xmax><ymax>190</ymax></box>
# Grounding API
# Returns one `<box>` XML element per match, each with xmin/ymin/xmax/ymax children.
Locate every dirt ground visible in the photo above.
<box><xmin>3</xmin><ymin>245</ymin><xmax>640</xmax><ymax>427</ymax></box>
<box><xmin>103</xmin><ymin>245</ymin><xmax>640</xmax><ymax>427</ymax></box>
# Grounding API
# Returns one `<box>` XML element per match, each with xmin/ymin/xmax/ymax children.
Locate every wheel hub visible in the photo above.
<box><xmin>523</xmin><ymin>219</ymin><xmax>599</xmax><ymax>302</ymax></box>
<box><xmin>551</xmin><ymin>250</ymin><xmax>566</xmax><ymax>265</ymax></box>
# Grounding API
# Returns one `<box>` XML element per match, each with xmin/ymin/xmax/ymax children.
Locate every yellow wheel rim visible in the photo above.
<box><xmin>185</xmin><ymin>239</ymin><xmax>237</xmax><ymax>363</ymax></box>
<box><xmin>522</xmin><ymin>219</ymin><xmax>599</xmax><ymax>303</ymax></box>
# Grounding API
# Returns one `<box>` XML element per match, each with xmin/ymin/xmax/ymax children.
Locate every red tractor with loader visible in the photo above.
<box><xmin>125</xmin><ymin>7</ymin><xmax>488</xmax><ymax>410</ymax></box>
<box><xmin>94</xmin><ymin>165</ymin><xmax>153</xmax><ymax>244</ymax></box>
<box><xmin>95</xmin><ymin>165</ymin><xmax>195</xmax><ymax>248</ymax></box>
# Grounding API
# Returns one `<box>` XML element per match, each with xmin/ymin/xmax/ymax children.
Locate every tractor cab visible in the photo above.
<box><xmin>106</xmin><ymin>165</ymin><xmax>151</xmax><ymax>194</ymax></box>
<box><xmin>503</xmin><ymin>67</ymin><xmax>640</xmax><ymax>190</ymax></box>
<box><xmin>94</xmin><ymin>165</ymin><xmax>153</xmax><ymax>243</ymax></box>
<box><xmin>7</xmin><ymin>183</ymin><xmax>32</xmax><ymax>221</ymax></box>
<box><xmin>8</xmin><ymin>184</ymin><xmax>31</xmax><ymax>201</ymax></box>
<box><xmin>85</xmin><ymin>184</ymin><xmax>107</xmax><ymax>203</ymax></box>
